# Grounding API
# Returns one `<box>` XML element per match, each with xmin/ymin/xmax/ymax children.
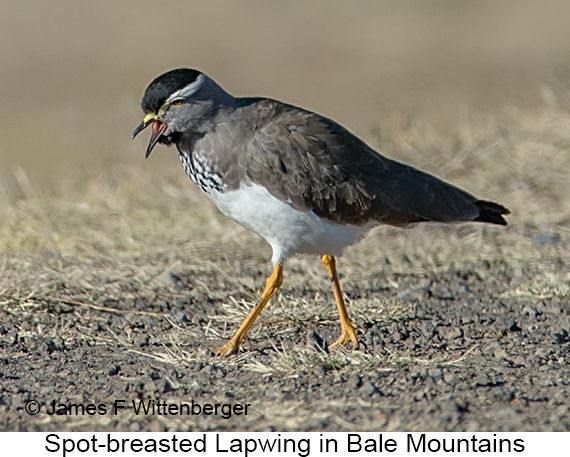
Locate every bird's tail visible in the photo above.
<box><xmin>473</xmin><ymin>200</ymin><xmax>510</xmax><ymax>225</ymax></box>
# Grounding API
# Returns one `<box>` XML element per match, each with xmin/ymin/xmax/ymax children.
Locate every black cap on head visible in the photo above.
<box><xmin>141</xmin><ymin>68</ymin><xmax>202</xmax><ymax>113</ymax></box>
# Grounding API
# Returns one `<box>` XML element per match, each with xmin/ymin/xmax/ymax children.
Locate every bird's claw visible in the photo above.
<box><xmin>330</xmin><ymin>323</ymin><xmax>358</xmax><ymax>348</ymax></box>
<box><xmin>213</xmin><ymin>340</ymin><xmax>240</xmax><ymax>356</ymax></box>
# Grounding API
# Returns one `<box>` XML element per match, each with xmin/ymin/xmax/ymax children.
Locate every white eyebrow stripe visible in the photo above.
<box><xmin>167</xmin><ymin>73</ymin><xmax>206</xmax><ymax>102</ymax></box>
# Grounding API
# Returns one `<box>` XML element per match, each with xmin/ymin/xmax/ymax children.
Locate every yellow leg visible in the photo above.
<box><xmin>214</xmin><ymin>261</ymin><xmax>283</xmax><ymax>356</ymax></box>
<box><xmin>321</xmin><ymin>255</ymin><xmax>358</xmax><ymax>348</ymax></box>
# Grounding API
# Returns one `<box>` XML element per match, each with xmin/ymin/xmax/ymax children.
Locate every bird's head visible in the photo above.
<box><xmin>132</xmin><ymin>68</ymin><xmax>230</xmax><ymax>158</ymax></box>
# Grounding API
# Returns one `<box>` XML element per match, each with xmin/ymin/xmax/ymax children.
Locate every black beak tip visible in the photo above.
<box><xmin>132</xmin><ymin>121</ymin><xmax>146</xmax><ymax>140</ymax></box>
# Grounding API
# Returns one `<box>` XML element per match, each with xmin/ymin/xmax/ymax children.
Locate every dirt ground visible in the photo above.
<box><xmin>1</xmin><ymin>225</ymin><xmax>569</xmax><ymax>432</ymax></box>
<box><xmin>1</xmin><ymin>1</ymin><xmax>570</xmax><ymax>433</ymax></box>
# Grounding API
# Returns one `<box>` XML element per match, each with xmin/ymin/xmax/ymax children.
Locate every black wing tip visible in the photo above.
<box><xmin>474</xmin><ymin>200</ymin><xmax>511</xmax><ymax>225</ymax></box>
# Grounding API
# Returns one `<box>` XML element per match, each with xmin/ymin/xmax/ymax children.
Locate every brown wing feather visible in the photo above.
<box><xmin>239</xmin><ymin>99</ymin><xmax>508</xmax><ymax>226</ymax></box>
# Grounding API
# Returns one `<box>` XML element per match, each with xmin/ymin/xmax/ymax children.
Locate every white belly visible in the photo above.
<box><xmin>206</xmin><ymin>183</ymin><xmax>376</xmax><ymax>265</ymax></box>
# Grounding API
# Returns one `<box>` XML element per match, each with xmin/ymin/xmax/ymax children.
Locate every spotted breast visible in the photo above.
<box><xmin>178</xmin><ymin>150</ymin><xmax>227</xmax><ymax>195</ymax></box>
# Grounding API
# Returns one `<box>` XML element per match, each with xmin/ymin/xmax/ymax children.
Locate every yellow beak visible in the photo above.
<box><xmin>132</xmin><ymin>113</ymin><xmax>167</xmax><ymax>158</ymax></box>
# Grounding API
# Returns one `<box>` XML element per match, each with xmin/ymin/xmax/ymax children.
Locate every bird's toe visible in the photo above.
<box><xmin>330</xmin><ymin>326</ymin><xmax>359</xmax><ymax>348</ymax></box>
<box><xmin>213</xmin><ymin>340</ymin><xmax>240</xmax><ymax>356</ymax></box>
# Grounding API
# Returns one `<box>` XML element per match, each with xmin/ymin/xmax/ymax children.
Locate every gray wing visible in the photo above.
<box><xmin>239</xmin><ymin>99</ymin><xmax>508</xmax><ymax>226</ymax></box>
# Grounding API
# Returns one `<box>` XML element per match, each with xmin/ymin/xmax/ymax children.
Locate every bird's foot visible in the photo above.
<box><xmin>330</xmin><ymin>323</ymin><xmax>358</xmax><ymax>348</ymax></box>
<box><xmin>213</xmin><ymin>339</ymin><xmax>240</xmax><ymax>356</ymax></box>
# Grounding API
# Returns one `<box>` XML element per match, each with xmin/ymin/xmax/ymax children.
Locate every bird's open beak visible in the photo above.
<box><xmin>132</xmin><ymin>113</ymin><xmax>168</xmax><ymax>158</ymax></box>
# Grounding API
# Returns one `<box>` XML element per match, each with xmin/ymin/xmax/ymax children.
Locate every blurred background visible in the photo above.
<box><xmin>1</xmin><ymin>0</ymin><xmax>570</xmax><ymax>196</ymax></box>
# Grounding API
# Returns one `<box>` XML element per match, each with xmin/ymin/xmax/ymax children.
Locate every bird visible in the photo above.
<box><xmin>132</xmin><ymin>68</ymin><xmax>510</xmax><ymax>355</ymax></box>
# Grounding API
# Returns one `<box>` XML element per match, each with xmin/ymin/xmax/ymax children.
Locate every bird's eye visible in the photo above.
<box><xmin>171</xmin><ymin>99</ymin><xmax>185</xmax><ymax>108</ymax></box>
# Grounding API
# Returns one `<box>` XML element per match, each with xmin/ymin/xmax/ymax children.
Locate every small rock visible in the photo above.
<box><xmin>494</xmin><ymin>347</ymin><xmax>509</xmax><ymax>359</ymax></box>
<box><xmin>134</xmin><ymin>334</ymin><xmax>150</xmax><ymax>347</ymax></box>
<box><xmin>512</xmin><ymin>355</ymin><xmax>525</xmax><ymax>366</ymax></box>
<box><xmin>4</xmin><ymin>330</ymin><xmax>18</xmax><ymax>346</ymax></box>
<box><xmin>157</xmin><ymin>271</ymin><xmax>188</xmax><ymax>290</ymax></box>
<box><xmin>507</xmin><ymin>320</ymin><xmax>522</xmax><ymax>332</ymax></box>
<box><xmin>125</xmin><ymin>314</ymin><xmax>144</xmax><ymax>327</ymax></box>
<box><xmin>410</xmin><ymin>367</ymin><xmax>428</xmax><ymax>379</ymax></box>
<box><xmin>428</xmin><ymin>368</ymin><xmax>443</xmax><ymax>382</ymax></box>
<box><xmin>554</xmin><ymin>330</ymin><xmax>569</xmax><ymax>345</ymax></box>
<box><xmin>396</xmin><ymin>289</ymin><xmax>426</xmax><ymax>303</ymax></box>
<box><xmin>89</xmin><ymin>322</ymin><xmax>102</xmax><ymax>333</ymax></box>
<box><xmin>444</xmin><ymin>373</ymin><xmax>458</xmax><ymax>385</ymax></box>
<box><xmin>20</xmin><ymin>320</ymin><xmax>32</xmax><ymax>331</ymax></box>
<box><xmin>348</xmin><ymin>374</ymin><xmax>362</xmax><ymax>389</ymax></box>
<box><xmin>312</xmin><ymin>365</ymin><xmax>326</xmax><ymax>377</ymax></box>
<box><xmin>52</xmin><ymin>337</ymin><xmax>65</xmax><ymax>351</ymax></box>
<box><xmin>23</xmin><ymin>336</ymin><xmax>59</xmax><ymax>354</ymax></box>
<box><xmin>414</xmin><ymin>389</ymin><xmax>427</xmax><ymax>401</ymax></box>
<box><xmin>161</xmin><ymin>378</ymin><xmax>177</xmax><ymax>393</ymax></box>
<box><xmin>445</xmin><ymin>328</ymin><xmax>463</xmax><ymax>340</ymax></box>
<box><xmin>172</xmin><ymin>312</ymin><xmax>188</xmax><ymax>324</ymax></box>
<box><xmin>522</xmin><ymin>305</ymin><xmax>538</xmax><ymax>319</ymax></box>
<box><xmin>533</xmin><ymin>233</ymin><xmax>560</xmax><ymax>246</ymax></box>
<box><xmin>306</xmin><ymin>330</ymin><xmax>327</xmax><ymax>352</ymax></box>
<box><xmin>107</xmin><ymin>365</ymin><xmax>121</xmax><ymax>376</ymax></box>
<box><xmin>535</xmin><ymin>347</ymin><xmax>551</xmax><ymax>358</ymax></box>
<box><xmin>40</xmin><ymin>386</ymin><xmax>55</xmax><ymax>396</ymax></box>
<box><xmin>473</xmin><ymin>374</ymin><xmax>491</xmax><ymax>387</ymax></box>
<box><xmin>129</xmin><ymin>422</ymin><xmax>142</xmax><ymax>432</ymax></box>
<box><xmin>439</xmin><ymin>396</ymin><xmax>468</xmax><ymax>413</ymax></box>
<box><xmin>360</xmin><ymin>381</ymin><xmax>380</xmax><ymax>397</ymax></box>
<box><xmin>493</xmin><ymin>387</ymin><xmax>515</xmax><ymax>402</ymax></box>
<box><xmin>156</xmin><ymin>271</ymin><xmax>178</xmax><ymax>287</ymax></box>
<box><xmin>524</xmin><ymin>355</ymin><xmax>537</xmax><ymax>368</ymax></box>
<box><xmin>149</xmin><ymin>420</ymin><xmax>165</xmax><ymax>432</ymax></box>
<box><xmin>148</xmin><ymin>370</ymin><xmax>161</xmax><ymax>381</ymax></box>
<box><xmin>454</xmin><ymin>398</ymin><xmax>469</xmax><ymax>412</ymax></box>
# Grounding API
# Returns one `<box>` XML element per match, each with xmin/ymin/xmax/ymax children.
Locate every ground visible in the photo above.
<box><xmin>1</xmin><ymin>109</ymin><xmax>568</xmax><ymax>432</ymax></box>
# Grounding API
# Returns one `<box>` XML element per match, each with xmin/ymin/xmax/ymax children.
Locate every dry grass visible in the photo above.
<box><xmin>2</xmin><ymin>106</ymin><xmax>569</xmax><ymax>368</ymax></box>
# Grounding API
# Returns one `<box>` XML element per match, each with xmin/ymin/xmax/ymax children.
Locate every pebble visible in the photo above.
<box><xmin>533</xmin><ymin>233</ymin><xmax>560</xmax><ymax>246</ymax></box>
<box><xmin>444</xmin><ymin>373</ymin><xmax>459</xmax><ymax>385</ymax></box>
<box><xmin>360</xmin><ymin>381</ymin><xmax>380</xmax><ymax>397</ymax></box>
<box><xmin>107</xmin><ymin>365</ymin><xmax>121</xmax><ymax>376</ymax></box>
<box><xmin>348</xmin><ymin>374</ymin><xmax>362</xmax><ymax>389</ymax></box>
<box><xmin>522</xmin><ymin>304</ymin><xmax>538</xmax><ymax>319</ymax></box>
<box><xmin>494</xmin><ymin>347</ymin><xmax>508</xmax><ymax>359</ymax></box>
<box><xmin>428</xmin><ymin>368</ymin><xmax>443</xmax><ymax>382</ymax></box>
<box><xmin>312</xmin><ymin>365</ymin><xmax>326</xmax><ymax>377</ymax></box>
<box><xmin>134</xmin><ymin>334</ymin><xmax>150</xmax><ymax>347</ymax></box>
<box><xmin>306</xmin><ymin>330</ymin><xmax>327</xmax><ymax>352</ymax></box>
<box><xmin>535</xmin><ymin>347</ymin><xmax>551</xmax><ymax>358</ymax></box>
<box><xmin>445</xmin><ymin>328</ymin><xmax>463</xmax><ymax>340</ymax></box>
<box><xmin>161</xmin><ymin>378</ymin><xmax>176</xmax><ymax>393</ymax></box>
<box><xmin>4</xmin><ymin>330</ymin><xmax>18</xmax><ymax>346</ymax></box>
